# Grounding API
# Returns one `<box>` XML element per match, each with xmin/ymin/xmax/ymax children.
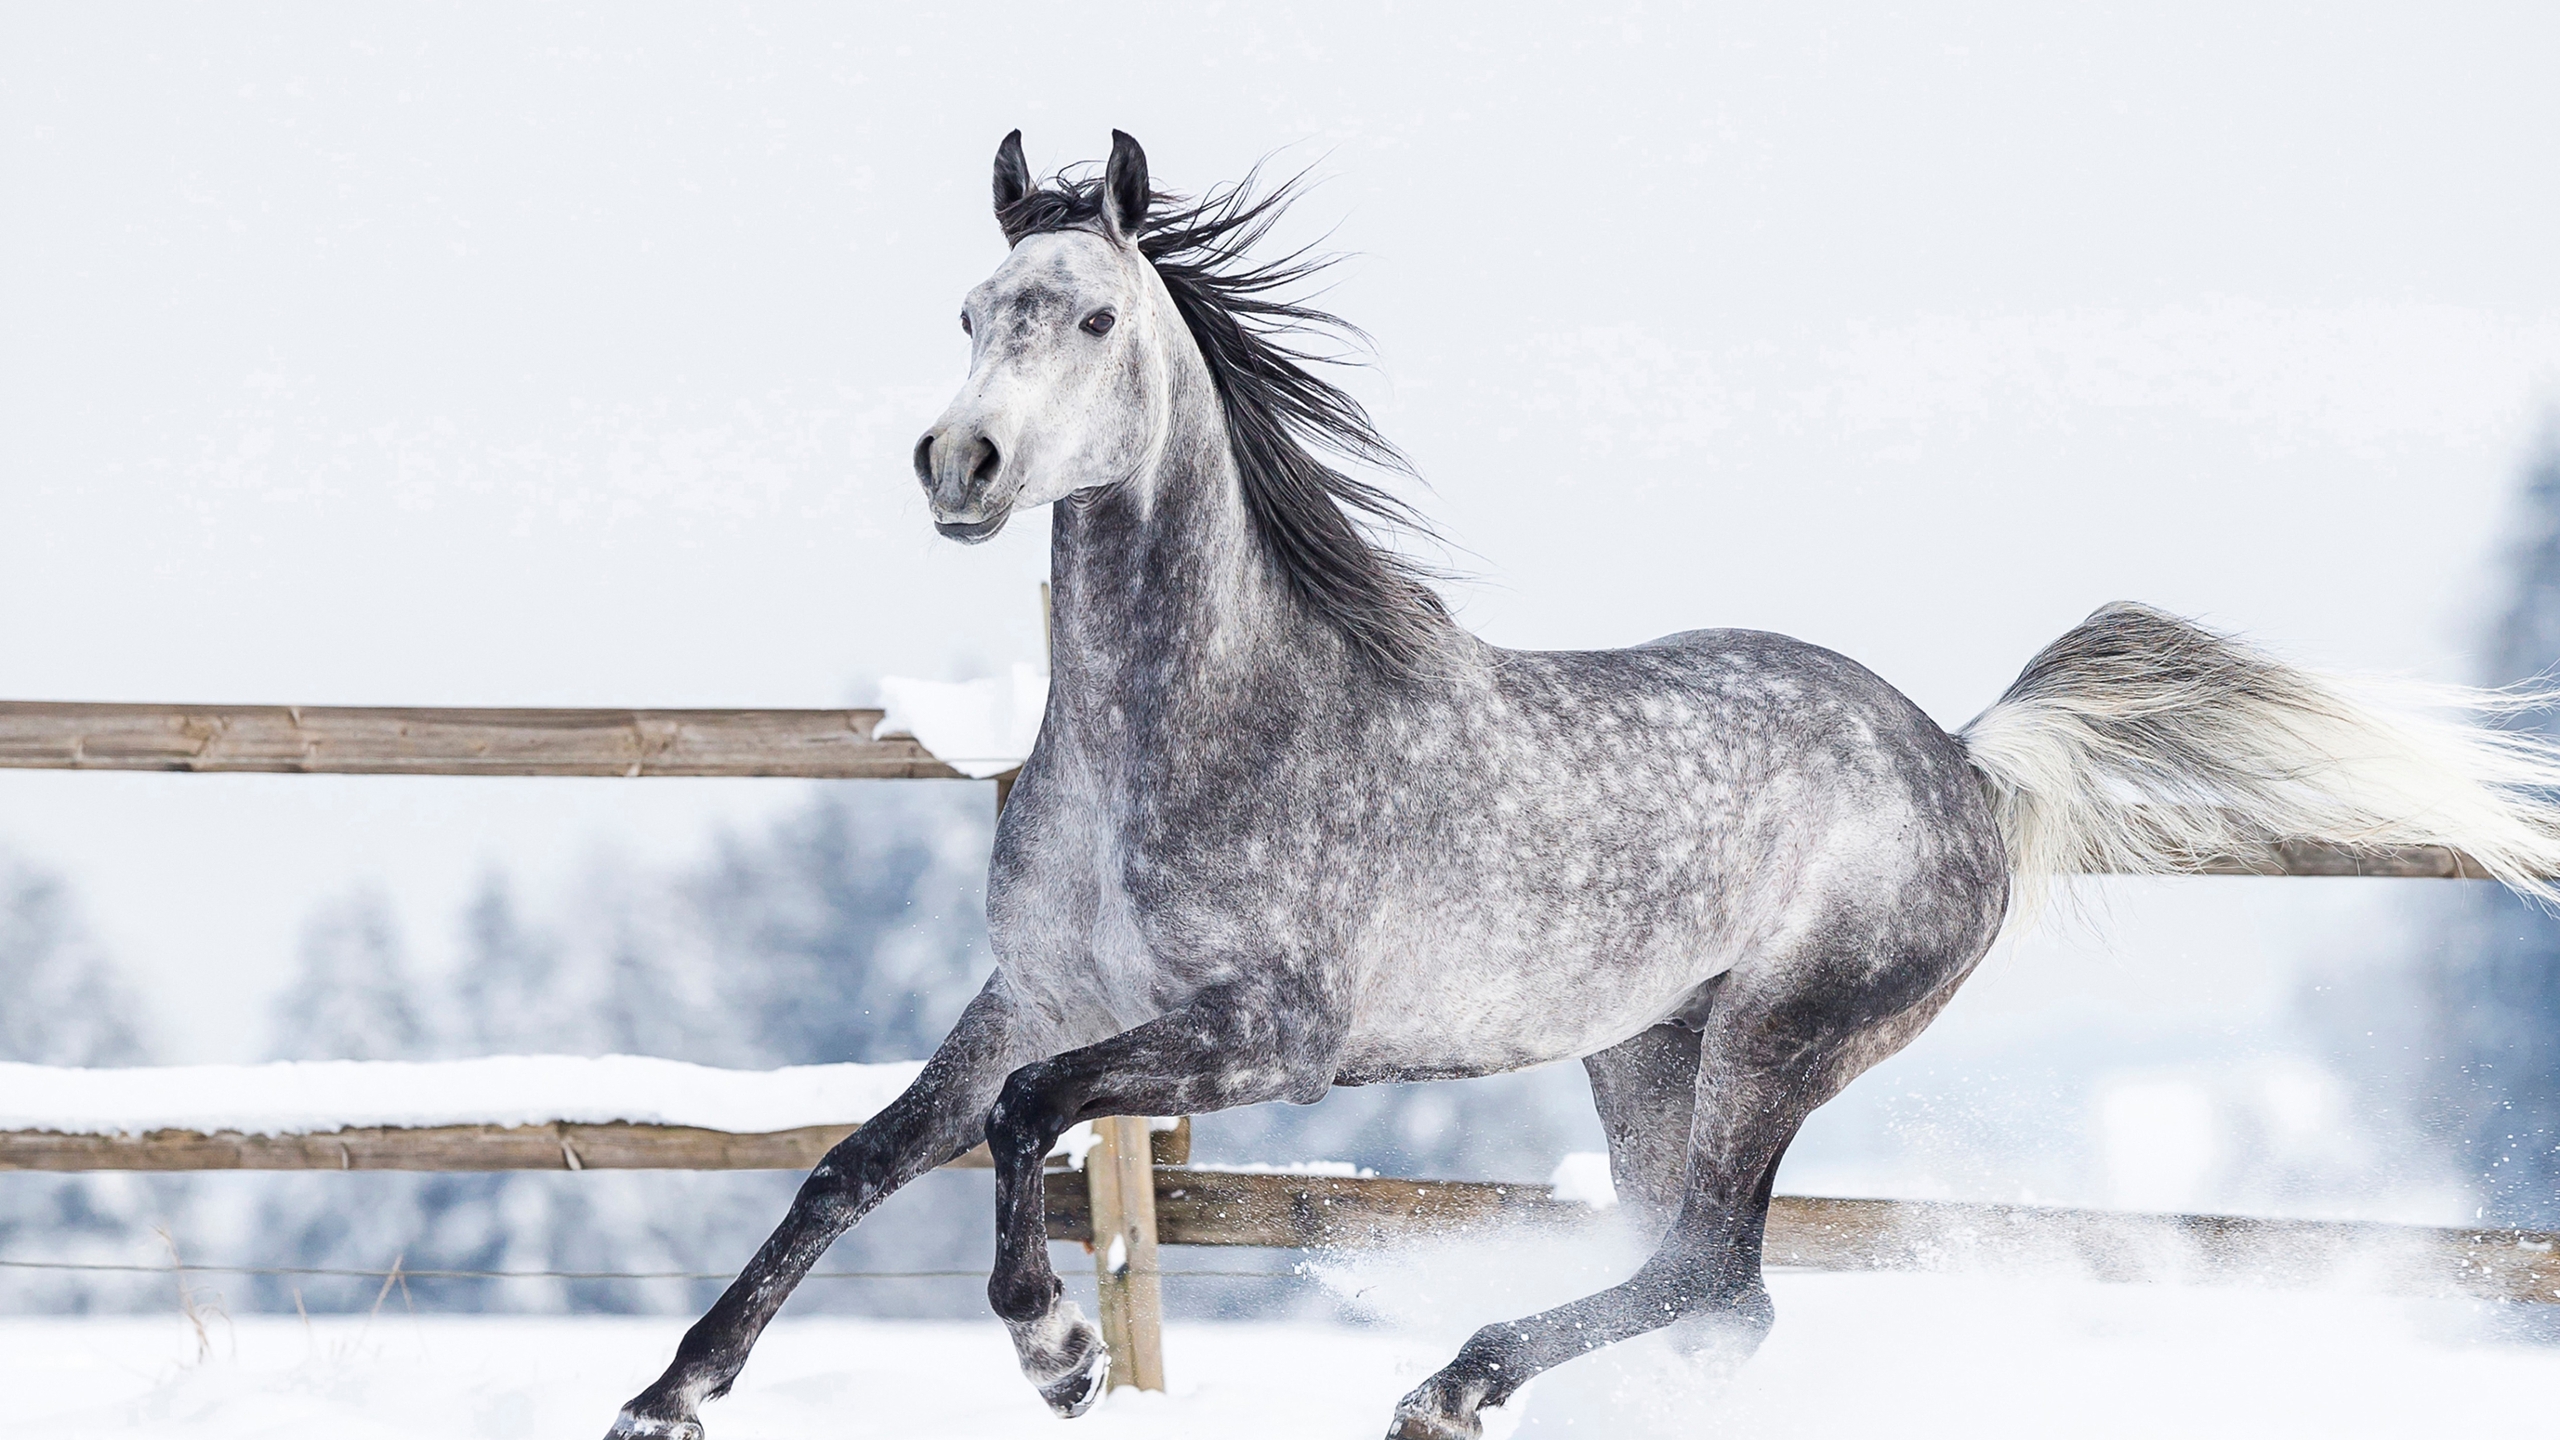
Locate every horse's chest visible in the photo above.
<box><xmin>987</xmin><ymin>810</ymin><xmax>1249</xmax><ymax>1038</ymax></box>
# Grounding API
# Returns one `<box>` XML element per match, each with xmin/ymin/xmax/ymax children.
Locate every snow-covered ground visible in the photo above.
<box><xmin>22</xmin><ymin>1269</ymin><xmax>2559</xmax><ymax>1439</ymax></box>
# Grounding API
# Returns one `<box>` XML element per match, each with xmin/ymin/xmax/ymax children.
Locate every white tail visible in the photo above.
<box><xmin>1960</xmin><ymin>603</ymin><xmax>2560</xmax><ymax>908</ymax></box>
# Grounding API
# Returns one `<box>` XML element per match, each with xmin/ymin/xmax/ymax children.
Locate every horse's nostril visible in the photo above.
<box><xmin>970</xmin><ymin>437</ymin><xmax>1002</xmax><ymax>487</ymax></box>
<box><xmin>913</xmin><ymin>433</ymin><xmax>937</xmax><ymax>484</ymax></box>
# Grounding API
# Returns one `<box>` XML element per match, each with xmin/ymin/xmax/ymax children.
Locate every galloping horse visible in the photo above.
<box><xmin>611</xmin><ymin>132</ymin><xmax>2560</xmax><ymax>1439</ymax></box>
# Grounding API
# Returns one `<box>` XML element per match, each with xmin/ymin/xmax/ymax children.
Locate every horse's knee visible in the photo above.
<box><xmin>985</xmin><ymin>1064</ymin><xmax>1068</xmax><ymax>1159</ymax></box>
<box><xmin>797</xmin><ymin>1152</ymin><xmax>860</xmax><ymax>1201</ymax></box>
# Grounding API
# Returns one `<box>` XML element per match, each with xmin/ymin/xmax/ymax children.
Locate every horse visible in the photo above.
<box><xmin>609</xmin><ymin>130</ymin><xmax>2560</xmax><ymax>1440</ymax></box>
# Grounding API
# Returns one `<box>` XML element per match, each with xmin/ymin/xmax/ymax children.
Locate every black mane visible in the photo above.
<box><xmin>1000</xmin><ymin>168</ymin><xmax>1451</xmax><ymax>675</ymax></box>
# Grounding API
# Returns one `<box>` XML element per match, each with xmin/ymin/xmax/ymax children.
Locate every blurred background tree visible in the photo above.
<box><xmin>2426</xmin><ymin>433</ymin><xmax>2560</xmax><ymax>1227</ymax></box>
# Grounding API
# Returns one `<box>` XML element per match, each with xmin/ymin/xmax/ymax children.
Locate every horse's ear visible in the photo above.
<box><xmin>1103</xmin><ymin>130</ymin><xmax>1149</xmax><ymax>240</ymax></box>
<box><xmin>992</xmin><ymin>129</ymin><xmax>1032</xmax><ymax>240</ymax></box>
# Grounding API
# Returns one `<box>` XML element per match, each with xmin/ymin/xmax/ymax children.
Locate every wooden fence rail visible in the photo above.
<box><xmin>0</xmin><ymin>1122</ymin><xmax>986</xmax><ymax>1174</ymax></box>
<box><xmin>1052</xmin><ymin>1174</ymin><xmax>2560</xmax><ymax>1306</ymax></box>
<box><xmin>0</xmin><ymin>699</ymin><xmax>2503</xmax><ymax>879</ymax></box>
<box><xmin>12</xmin><ymin>1122</ymin><xmax>2554</xmax><ymax>1304</ymax></box>
<box><xmin>0</xmin><ymin>702</ymin><xmax>967</xmax><ymax>779</ymax></box>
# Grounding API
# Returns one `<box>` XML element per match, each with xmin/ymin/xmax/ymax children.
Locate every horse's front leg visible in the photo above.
<box><xmin>981</xmin><ymin>979</ymin><xmax>1343</xmax><ymax>1417</ymax></box>
<box><xmin>606</xmin><ymin>977</ymin><xmax>1042</xmax><ymax>1440</ymax></box>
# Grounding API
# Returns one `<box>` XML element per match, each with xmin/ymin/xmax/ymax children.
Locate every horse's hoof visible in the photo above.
<box><xmin>1386</xmin><ymin>1370</ymin><xmax>1488</xmax><ymax>1440</ymax></box>
<box><xmin>1007</xmin><ymin>1297</ymin><xmax>1111</xmax><ymax>1417</ymax></box>
<box><xmin>605</xmin><ymin>1407</ymin><xmax>703</xmax><ymax>1440</ymax></box>
<box><xmin>1035</xmin><ymin>1318</ymin><xmax>1111</xmax><ymax>1418</ymax></box>
<box><xmin>1386</xmin><ymin>1404</ymin><xmax>1481</xmax><ymax>1440</ymax></box>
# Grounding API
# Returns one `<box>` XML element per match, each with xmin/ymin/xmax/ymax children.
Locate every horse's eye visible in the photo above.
<box><xmin>959</xmin><ymin>312</ymin><xmax>973</xmax><ymax>337</ymax></box>
<box><xmin>1081</xmin><ymin>310</ymin><xmax>1116</xmax><ymax>337</ymax></box>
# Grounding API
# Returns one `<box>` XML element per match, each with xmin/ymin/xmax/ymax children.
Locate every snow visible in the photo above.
<box><xmin>1182</xmin><ymin>1160</ymin><xmax>1377</xmax><ymax>1178</ymax></box>
<box><xmin>16</xmin><ymin>1270</ymin><xmax>2560</xmax><ymax>1438</ymax></box>
<box><xmin>1546</xmin><ymin>1152</ymin><xmax>1617</xmax><ymax>1208</ymax></box>
<box><xmin>0</xmin><ymin>1056</ymin><xmax>926</xmax><ymax>1137</ymax></box>
<box><xmin>875</xmin><ymin>667</ymin><xmax>1048</xmax><ymax>779</ymax></box>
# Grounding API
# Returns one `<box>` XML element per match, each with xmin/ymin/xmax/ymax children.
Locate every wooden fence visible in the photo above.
<box><xmin>11</xmin><ymin>1118</ymin><xmax>2559</xmax><ymax>1306</ymax></box>
<box><xmin>0</xmin><ymin>697</ymin><xmax>2529</xmax><ymax>1392</ymax></box>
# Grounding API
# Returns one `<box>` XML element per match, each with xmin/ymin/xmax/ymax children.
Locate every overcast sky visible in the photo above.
<box><xmin>4</xmin><ymin>4</ymin><xmax>2557</xmax><ymax>1061</ymax></box>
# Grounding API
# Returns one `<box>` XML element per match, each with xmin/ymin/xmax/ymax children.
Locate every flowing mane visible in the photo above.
<box><xmin>999</xmin><ymin>168</ymin><xmax>1451</xmax><ymax>674</ymax></box>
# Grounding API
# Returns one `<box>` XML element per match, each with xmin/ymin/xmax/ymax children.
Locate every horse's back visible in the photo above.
<box><xmin>1506</xmin><ymin>625</ymin><xmax>2002</xmax><ymax>893</ymax></box>
<box><xmin>1315</xmin><ymin>628</ymin><xmax>2008</xmax><ymax>1074</ymax></box>
<box><xmin>1499</xmin><ymin>626</ymin><xmax>1971</xmax><ymax>790</ymax></box>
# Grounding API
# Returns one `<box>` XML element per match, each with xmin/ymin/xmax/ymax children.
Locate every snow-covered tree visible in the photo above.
<box><xmin>0</xmin><ymin>849</ymin><xmax>177</xmax><ymax>1311</ymax></box>
<box><xmin>690</xmin><ymin>785</ymin><xmax>994</xmax><ymax>1066</ymax></box>
<box><xmin>265</xmin><ymin>890</ymin><xmax>425</xmax><ymax>1061</ymax></box>
<box><xmin>0</xmin><ymin>851</ymin><xmax>145</xmax><ymax>1068</ymax></box>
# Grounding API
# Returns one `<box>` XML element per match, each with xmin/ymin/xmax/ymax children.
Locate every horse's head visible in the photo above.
<box><xmin>914</xmin><ymin>130</ymin><xmax>1173</xmax><ymax>543</ymax></box>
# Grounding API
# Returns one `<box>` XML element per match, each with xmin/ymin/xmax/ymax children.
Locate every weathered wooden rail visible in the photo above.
<box><xmin>0</xmin><ymin>701</ymin><xmax>967</xmax><ymax>779</ymax></box>
<box><xmin>0</xmin><ymin>1122</ymin><xmax>990</xmax><ymax>1174</ymax></box>
<box><xmin>12</xmin><ymin>1121</ymin><xmax>2550</xmax><ymax>1304</ymax></box>
<box><xmin>1046</xmin><ymin>1172</ymin><xmax>2560</xmax><ymax>1308</ymax></box>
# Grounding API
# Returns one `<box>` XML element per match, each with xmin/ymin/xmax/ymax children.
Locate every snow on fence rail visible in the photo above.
<box><xmin>0</xmin><ymin>1056</ymin><xmax>958</xmax><ymax>1173</ymax></box>
<box><xmin>0</xmin><ymin>1056</ymin><xmax>927</xmax><ymax>1135</ymax></box>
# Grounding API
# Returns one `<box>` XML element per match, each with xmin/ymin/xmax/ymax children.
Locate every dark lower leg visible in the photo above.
<box><xmin>982</xmin><ymin>989</ymin><xmax>1340</xmax><ymax>1410</ymax></box>
<box><xmin>1397</xmin><ymin>1143</ymin><xmax>1791</xmax><ymax>1429</ymax></box>
<box><xmin>1390</xmin><ymin>1101</ymin><xmax>1804</xmax><ymax>1440</ymax></box>
<box><xmin>1663</xmin><ymin>1135</ymin><xmax>1789</xmax><ymax>1358</ymax></box>
<box><xmin>609</xmin><ymin>985</ymin><xmax>1027</xmax><ymax>1438</ymax></box>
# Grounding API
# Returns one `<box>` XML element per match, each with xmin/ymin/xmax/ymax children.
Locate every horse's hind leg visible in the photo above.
<box><xmin>1388</xmin><ymin>954</ymin><xmax>1974</xmax><ymax>1440</ymax></box>
<box><xmin>1582</xmin><ymin>1019</ymin><xmax>1703</xmax><ymax>1241</ymax></box>
<box><xmin>606</xmin><ymin>978</ymin><xmax>1042</xmax><ymax>1440</ymax></box>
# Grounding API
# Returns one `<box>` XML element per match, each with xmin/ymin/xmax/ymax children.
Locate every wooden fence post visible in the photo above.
<box><xmin>1082</xmin><ymin>1115</ymin><xmax>1165</xmax><ymax>1392</ymax></box>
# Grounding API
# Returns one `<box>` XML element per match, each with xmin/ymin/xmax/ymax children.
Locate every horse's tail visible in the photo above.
<box><xmin>1958</xmin><ymin>601</ymin><xmax>2560</xmax><ymax>909</ymax></box>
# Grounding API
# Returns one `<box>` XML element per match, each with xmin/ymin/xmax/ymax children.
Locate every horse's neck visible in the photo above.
<box><xmin>1045</xmin><ymin>391</ymin><xmax>1317</xmax><ymax>741</ymax></box>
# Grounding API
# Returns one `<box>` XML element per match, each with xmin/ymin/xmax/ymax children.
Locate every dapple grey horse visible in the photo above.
<box><xmin>610</xmin><ymin>131</ymin><xmax>2560</xmax><ymax>1439</ymax></box>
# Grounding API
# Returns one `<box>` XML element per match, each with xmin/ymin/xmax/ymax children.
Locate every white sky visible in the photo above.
<box><xmin>4</xmin><ymin>4</ymin><xmax>2558</xmax><ymax>1063</ymax></box>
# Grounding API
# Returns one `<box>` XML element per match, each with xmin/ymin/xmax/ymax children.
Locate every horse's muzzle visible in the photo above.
<box><xmin>915</xmin><ymin>427</ymin><xmax>1013</xmax><ymax>542</ymax></box>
